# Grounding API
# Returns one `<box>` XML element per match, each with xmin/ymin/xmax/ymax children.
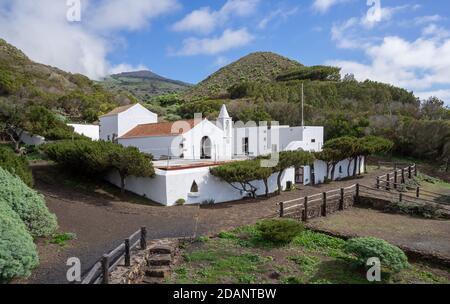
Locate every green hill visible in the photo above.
<box><xmin>0</xmin><ymin>38</ymin><xmax>132</xmax><ymax>123</ymax></box>
<box><xmin>101</xmin><ymin>70</ymin><xmax>192</xmax><ymax>102</ymax></box>
<box><xmin>183</xmin><ymin>52</ymin><xmax>303</xmax><ymax>100</ymax></box>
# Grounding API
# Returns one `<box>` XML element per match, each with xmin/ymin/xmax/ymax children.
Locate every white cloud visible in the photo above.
<box><xmin>327</xmin><ymin>35</ymin><xmax>450</xmax><ymax>95</ymax></box>
<box><xmin>172</xmin><ymin>0</ymin><xmax>259</xmax><ymax>34</ymax></box>
<box><xmin>414</xmin><ymin>15</ymin><xmax>446</xmax><ymax>25</ymax></box>
<box><xmin>312</xmin><ymin>0</ymin><xmax>347</xmax><ymax>14</ymax></box>
<box><xmin>108</xmin><ymin>64</ymin><xmax>149</xmax><ymax>75</ymax></box>
<box><xmin>0</xmin><ymin>0</ymin><xmax>178</xmax><ymax>80</ymax></box>
<box><xmin>213</xmin><ymin>56</ymin><xmax>231</xmax><ymax>67</ymax></box>
<box><xmin>258</xmin><ymin>7</ymin><xmax>300</xmax><ymax>29</ymax></box>
<box><xmin>332</xmin><ymin>4</ymin><xmax>418</xmax><ymax>49</ymax></box>
<box><xmin>174</xmin><ymin>28</ymin><xmax>254</xmax><ymax>56</ymax></box>
<box><xmin>415</xmin><ymin>90</ymin><xmax>450</xmax><ymax>105</ymax></box>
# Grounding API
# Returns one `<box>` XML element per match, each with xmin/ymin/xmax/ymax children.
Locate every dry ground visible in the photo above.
<box><xmin>308</xmin><ymin>208</ymin><xmax>450</xmax><ymax>259</ymax></box>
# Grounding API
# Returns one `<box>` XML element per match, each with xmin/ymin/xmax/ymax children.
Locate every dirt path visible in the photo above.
<box><xmin>309</xmin><ymin>208</ymin><xmax>450</xmax><ymax>260</ymax></box>
<box><xmin>26</xmin><ymin>164</ymin><xmax>387</xmax><ymax>284</ymax></box>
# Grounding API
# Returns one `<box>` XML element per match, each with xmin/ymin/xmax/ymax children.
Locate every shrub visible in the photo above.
<box><xmin>0</xmin><ymin>146</ymin><xmax>33</xmax><ymax>187</ymax></box>
<box><xmin>0</xmin><ymin>199</ymin><xmax>39</xmax><ymax>282</ymax></box>
<box><xmin>256</xmin><ymin>219</ymin><xmax>304</xmax><ymax>244</ymax></box>
<box><xmin>385</xmin><ymin>201</ymin><xmax>443</xmax><ymax>219</ymax></box>
<box><xmin>0</xmin><ymin>168</ymin><xmax>58</xmax><ymax>237</ymax></box>
<box><xmin>201</xmin><ymin>199</ymin><xmax>215</xmax><ymax>206</ymax></box>
<box><xmin>176</xmin><ymin>199</ymin><xmax>186</xmax><ymax>206</ymax></box>
<box><xmin>344</xmin><ymin>237</ymin><xmax>408</xmax><ymax>272</ymax></box>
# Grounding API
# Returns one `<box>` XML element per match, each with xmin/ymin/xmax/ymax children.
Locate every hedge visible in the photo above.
<box><xmin>0</xmin><ymin>168</ymin><xmax>57</xmax><ymax>237</ymax></box>
<box><xmin>344</xmin><ymin>237</ymin><xmax>409</xmax><ymax>272</ymax></box>
<box><xmin>0</xmin><ymin>146</ymin><xmax>33</xmax><ymax>187</ymax></box>
<box><xmin>0</xmin><ymin>199</ymin><xmax>39</xmax><ymax>282</ymax></box>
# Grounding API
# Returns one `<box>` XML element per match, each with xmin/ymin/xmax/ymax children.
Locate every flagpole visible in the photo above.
<box><xmin>301</xmin><ymin>83</ymin><xmax>305</xmax><ymax>127</ymax></box>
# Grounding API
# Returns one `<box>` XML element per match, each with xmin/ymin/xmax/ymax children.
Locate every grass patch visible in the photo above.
<box><xmin>292</xmin><ymin>230</ymin><xmax>348</xmax><ymax>258</ymax></box>
<box><xmin>171</xmin><ymin>224</ymin><xmax>450</xmax><ymax>285</ymax></box>
<box><xmin>49</xmin><ymin>232</ymin><xmax>76</xmax><ymax>247</ymax></box>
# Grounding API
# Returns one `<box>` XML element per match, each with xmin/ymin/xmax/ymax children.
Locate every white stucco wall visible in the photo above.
<box><xmin>308</xmin><ymin>157</ymin><xmax>365</xmax><ymax>185</ymax></box>
<box><xmin>99</xmin><ymin>104</ymin><xmax>158</xmax><ymax>141</ymax></box>
<box><xmin>183</xmin><ymin>120</ymin><xmax>232</xmax><ymax>161</ymax></box>
<box><xmin>68</xmin><ymin>124</ymin><xmax>99</xmax><ymax>141</ymax></box>
<box><xmin>233</xmin><ymin>126</ymin><xmax>270</xmax><ymax>157</ymax></box>
<box><xmin>117</xmin><ymin>104</ymin><xmax>158</xmax><ymax>137</ymax></box>
<box><xmin>99</xmin><ymin>115</ymin><xmax>118</xmax><ymax>141</ymax></box>
<box><xmin>119</xmin><ymin>135</ymin><xmax>181</xmax><ymax>159</ymax></box>
<box><xmin>20</xmin><ymin>131</ymin><xmax>45</xmax><ymax>146</ymax></box>
<box><xmin>106</xmin><ymin>165</ymin><xmax>295</xmax><ymax>206</ymax></box>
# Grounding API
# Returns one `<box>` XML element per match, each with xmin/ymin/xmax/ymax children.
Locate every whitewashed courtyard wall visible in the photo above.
<box><xmin>68</xmin><ymin>124</ymin><xmax>100</xmax><ymax>141</ymax></box>
<box><xmin>20</xmin><ymin>131</ymin><xmax>45</xmax><ymax>146</ymax></box>
<box><xmin>106</xmin><ymin>166</ymin><xmax>295</xmax><ymax>206</ymax></box>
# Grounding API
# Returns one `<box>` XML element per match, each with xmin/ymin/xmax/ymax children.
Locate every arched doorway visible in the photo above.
<box><xmin>201</xmin><ymin>136</ymin><xmax>212</xmax><ymax>159</ymax></box>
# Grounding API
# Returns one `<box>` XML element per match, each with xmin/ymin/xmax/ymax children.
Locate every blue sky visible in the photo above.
<box><xmin>0</xmin><ymin>0</ymin><xmax>449</xmax><ymax>104</ymax></box>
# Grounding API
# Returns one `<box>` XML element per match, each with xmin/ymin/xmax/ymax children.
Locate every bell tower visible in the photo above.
<box><xmin>217</xmin><ymin>104</ymin><xmax>233</xmax><ymax>159</ymax></box>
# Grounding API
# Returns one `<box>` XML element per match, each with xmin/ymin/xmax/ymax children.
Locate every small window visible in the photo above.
<box><xmin>190</xmin><ymin>181</ymin><xmax>199</xmax><ymax>193</ymax></box>
<box><xmin>311</xmin><ymin>139</ymin><xmax>316</xmax><ymax>143</ymax></box>
<box><xmin>339</xmin><ymin>166</ymin><xmax>343</xmax><ymax>174</ymax></box>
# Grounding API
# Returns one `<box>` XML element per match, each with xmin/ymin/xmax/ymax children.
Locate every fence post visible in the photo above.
<box><xmin>322</xmin><ymin>193</ymin><xmax>327</xmax><ymax>217</ymax></box>
<box><xmin>414</xmin><ymin>165</ymin><xmax>418</xmax><ymax>177</ymax></box>
<box><xmin>394</xmin><ymin>171</ymin><xmax>398</xmax><ymax>189</ymax></box>
<box><xmin>140</xmin><ymin>227</ymin><xmax>147</xmax><ymax>250</ymax></box>
<box><xmin>408</xmin><ymin>166</ymin><xmax>412</xmax><ymax>179</ymax></box>
<box><xmin>401</xmin><ymin>169</ymin><xmax>405</xmax><ymax>184</ymax></box>
<box><xmin>355</xmin><ymin>184</ymin><xmax>360</xmax><ymax>204</ymax></box>
<box><xmin>101</xmin><ymin>254</ymin><xmax>110</xmax><ymax>284</ymax></box>
<box><xmin>303</xmin><ymin>197</ymin><xmax>308</xmax><ymax>222</ymax></box>
<box><xmin>339</xmin><ymin>188</ymin><xmax>345</xmax><ymax>210</ymax></box>
<box><xmin>376</xmin><ymin>177</ymin><xmax>380</xmax><ymax>189</ymax></box>
<box><xmin>416</xmin><ymin>187</ymin><xmax>420</xmax><ymax>198</ymax></box>
<box><xmin>386</xmin><ymin>174</ymin><xmax>390</xmax><ymax>190</ymax></box>
<box><xmin>399</xmin><ymin>193</ymin><xmax>403</xmax><ymax>202</ymax></box>
<box><xmin>124</xmin><ymin>239</ymin><xmax>131</xmax><ymax>267</ymax></box>
<box><xmin>279</xmin><ymin>202</ymin><xmax>284</xmax><ymax>218</ymax></box>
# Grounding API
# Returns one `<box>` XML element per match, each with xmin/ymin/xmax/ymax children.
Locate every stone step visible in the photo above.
<box><xmin>145</xmin><ymin>266</ymin><xmax>171</xmax><ymax>278</ymax></box>
<box><xmin>142</xmin><ymin>276</ymin><xmax>163</xmax><ymax>284</ymax></box>
<box><xmin>149</xmin><ymin>244</ymin><xmax>173</xmax><ymax>255</ymax></box>
<box><xmin>148</xmin><ymin>254</ymin><xmax>172</xmax><ymax>266</ymax></box>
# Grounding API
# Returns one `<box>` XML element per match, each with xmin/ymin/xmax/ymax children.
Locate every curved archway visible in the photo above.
<box><xmin>201</xmin><ymin>136</ymin><xmax>212</xmax><ymax>159</ymax></box>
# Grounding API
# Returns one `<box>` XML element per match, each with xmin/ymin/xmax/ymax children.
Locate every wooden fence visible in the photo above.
<box><xmin>81</xmin><ymin>227</ymin><xmax>147</xmax><ymax>284</ymax></box>
<box><xmin>278</xmin><ymin>184</ymin><xmax>358</xmax><ymax>221</ymax></box>
<box><xmin>278</xmin><ymin>164</ymin><xmax>419</xmax><ymax>221</ymax></box>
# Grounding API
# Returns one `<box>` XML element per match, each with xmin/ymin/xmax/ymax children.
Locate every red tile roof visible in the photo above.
<box><xmin>119</xmin><ymin>119</ymin><xmax>201</xmax><ymax>139</ymax></box>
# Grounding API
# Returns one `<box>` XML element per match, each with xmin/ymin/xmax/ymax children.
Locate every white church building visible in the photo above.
<box><xmin>69</xmin><ymin>103</ymin><xmax>363</xmax><ymax>206</ymax></box>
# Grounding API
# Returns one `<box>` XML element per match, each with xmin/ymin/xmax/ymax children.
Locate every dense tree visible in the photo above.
<box><xmin>42</xmin><ymin>140</ymin><xmax>156</xmax><ymax>194</ymax></box>
<box><xmin>277</xmin><ymin>66</ymin><xmax>341</xmax><ymax>82</ymax></box>
<box><xmin>421</xmin><ymin>97</ymin><xmax>449</xmax><ymax>120</ymax></box>
<box><xmin>109</xmin><ymin>146</ymin><xmax>155</xmax><ymax>193</ymax></box>
<box><xmin>273</xmin><ymin>151</ymin><xmax>315</xmax><ymax>194</ymax></box>
<box><xmin>210</xmin><ymin>160</ymin><xmax>266</xmax><ymax>198</ymax></box>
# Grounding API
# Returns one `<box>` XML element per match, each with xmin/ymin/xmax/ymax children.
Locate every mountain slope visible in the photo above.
<box><xmin>0</xmin><ymin>39</ymin><xmax>133</xmax><ymax>122</ymax></box>
<box><xmin>101</xmin><ymin>70</ymin><xmax>192</xmax><ymax>101</ymax></box>
<box><xmin>183</xmin><ymin>52</ymin><xmax>303</xmax><ymax>100</ymax></box>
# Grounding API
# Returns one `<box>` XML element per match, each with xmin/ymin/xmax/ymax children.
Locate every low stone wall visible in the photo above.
<box><xmin>357</xmin><ymin>195</ymin><xmax>391</xmax><ymax>210</ymax></box>
<box><xmin>109</xmin><ymin>239</ymin><xmax>181</xmax><ymax>284</ymax></box>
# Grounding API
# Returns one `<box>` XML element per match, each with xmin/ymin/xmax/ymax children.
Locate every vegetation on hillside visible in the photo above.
<box><xmin>0</xmin><ymin>39</ymin><xmax>133</xmax><ymax>128</ymax></box>
<box><xmin>169</xmin><ymin>52</ymin><xmax>449</xmax><ymax>170</ymax></box>
<box><xmin>0</xmin><ymin>146</ymin><xmax>33</xmax><ymax>186</ymax></box>
<box><xmin>101</xmin><ymin>70</ymin><xmax>191</xmax><ymax>102</ymax></box>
